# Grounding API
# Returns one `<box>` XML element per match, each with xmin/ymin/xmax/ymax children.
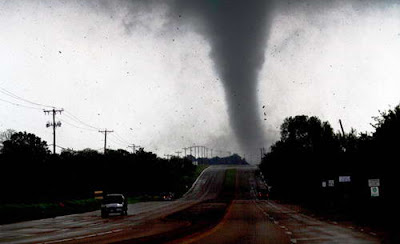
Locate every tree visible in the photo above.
<box><xmin>0</xmin><ymin>129</ymin><xmax>16</xmax><ymax>149</ymax></box>
<box><xmin>1</xmin><ymin>131</ymin><xmax>50</xmax><ymax>159</ymax></box>
<box><xmin>371</xmin><ymin>105</ymin><xmax>400</xmax><ymax>152</ymax></box>
<box><xmin>280</xmin><ymin>115</ymin><xmax>339</xmax><ymax>154</ymax></box>
<box><xmin>260</xmin><ymin>115</ymin><xmax>341</xmax><ymax>202</ymax></box>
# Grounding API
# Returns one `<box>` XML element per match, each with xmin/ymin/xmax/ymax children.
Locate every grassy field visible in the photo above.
<box><xmin>221</xmin><ymin>168</ymin><xmax>237</xmax><ymax>200</ymax></box>
<box><xmin>224</xmin><ymin>169</ymin><xmax>236</xmax><ymax>189</ymax></box>
<box><xmin>193</xmin><ymin>164</ymin><xmax>209</xmax><ymax>181</ymax></box>
<box><xmin>0</xmin><ymin>164</ymin><xmax>211</xmax><ymax>224</ymax></box>
<box><xmin>0</xmin><ymin>198</ymin><xmax>100</xmax><ymax>224</ymax></box>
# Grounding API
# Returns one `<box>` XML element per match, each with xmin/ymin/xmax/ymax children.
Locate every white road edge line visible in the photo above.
<box><xmin>42</xmin><ymin>228</ymin><xmax>124</xmax><ymax>243</ymax></box>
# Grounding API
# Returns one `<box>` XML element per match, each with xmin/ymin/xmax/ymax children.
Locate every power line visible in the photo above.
<box><xmin>0</xmin><ymin>87</ymin><xmax>146</xmax><ymax>154</ymax></box>
<box><xmin>0</xmin><ymin>87</ymin><xmax>54</xmax><ymax>108</ymax></box>
<box><xmin>0</xmin><ymin>97</ymin><xmax>44</xmax><ymax>110</ymax></box>
<box><xmin>110</xmin><ymin>133</ymin><xmax>130</xmax><ymax>145</ymax></box>
<box><xmin>63</xmin><ymin>110</ymin><xmax>100</xmax><ymax>130</ymax></box>
<box><xmin>113</xmin><ymin>131</ymin><xmax>130</xmax><ymax>144</ymax></box>
<box><xmin>48</xmin><ymin>144</ymin><xmax>72</xmax><ymax>151</ymax></box>
<box><xmin>107</xmin><ymin>136</ymin><xmax>128</xmax><ymax>147</ymax></box>
<box><xmin>59</xmin><ymin>118</ymin><xmax>97</xmax><ymax>132</ymax></box>
<box><xmin>0</xmin><ymin>88</ymin><xmax>100</xmax><ymax>132</ymax></box>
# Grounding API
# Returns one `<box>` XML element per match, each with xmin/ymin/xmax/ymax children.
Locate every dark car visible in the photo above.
<box><xmin>257</xmin><ymin>188</ymin><xmax>269</xmax><ymax>200</ymax></box>
<box><xmin>161</xmin><ymin>192</ymin><xmax>175</xmax><ymax>201</ymax></box>
<box><xmin>101</xmin><ymin>194</ymin><xmax>128</xmax><ymax>218</ymax></box>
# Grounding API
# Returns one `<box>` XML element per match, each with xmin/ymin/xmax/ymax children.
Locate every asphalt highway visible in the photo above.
<box><xmin>0</xmin><ymin>165</ymin><xmax>381</xmax><ymax>244</ymax></box>
<box><xmin>176</xmin><ymin>166</ymin><xmax>380</xmax><ymax>244</ymax></box>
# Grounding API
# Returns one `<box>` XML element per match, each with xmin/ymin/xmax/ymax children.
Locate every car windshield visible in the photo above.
<box><xmin>103</xmin><ymin>196</ymin><xmax>123</xmax><ymax>204</ymax></box>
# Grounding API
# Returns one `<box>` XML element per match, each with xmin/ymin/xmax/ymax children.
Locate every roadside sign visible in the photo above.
<box><xmin>368</xmin><ymin>179</ymin><xmax>380</xmax><ymax>187</ymax></box>
<box><xmin>370</xmin><ymin>187</ymin><xmax>379</xmax><ymax>197</ymax></box>
<box><xmin>328</xmin><ymin>180</ymin><xmax>335</xmax><ymax>187</ymax></box>
<box><xmin>322</xmin><ymin>181</ymin><xmax>327</xmax><ymax>188</ymax></box>
<box><xmin>94</xmin><ymin>190</ymin><xmax>104</xmax><ymax>200</ymax></box>
<box><xmin>339</xmin><ymin>176</ymin><xmax>351</xmax><ymax>183</ymax></box>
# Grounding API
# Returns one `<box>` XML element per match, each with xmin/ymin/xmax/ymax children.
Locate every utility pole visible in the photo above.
<box><xmin>183</xmin><ymin>147</ymin><xmax>187</xmax><ymax>157</ymax></box>
<box><xmin>210</xmin><ymin>149</ymin><xmax>213</xmax><ymax>158</ymax></box>
<box><xmin>99</xmin><ymin>129</ymin><xmax>113</xmax><ymax>154</ymax></box>
<box><xmin>44</xmin><ymin>108</ymin><xmax>63</xmax><ymax>154</ymax></box>
<box><xmin>176</xmin><ymin>151</ymin><xmax>182</xmax><ymax>157</ymax></box>
<box><xmin>128</xmin><ymin>144</ymin><xmax>141</xmax><ymax>153</ymax></box>
<box><xmin>339</xmin><ymin>119</ymin><xmax>346</xmax><ymax>138</ymax></box>
<box><xmin>164</xmin><ymin>154</ymin><xmax>173</xmax><ymax>160</ymax></box>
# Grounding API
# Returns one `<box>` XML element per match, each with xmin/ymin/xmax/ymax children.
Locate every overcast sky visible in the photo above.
<box><xmin>1</xmin><ymin>0</ymin><xmax>400</xmax><ymax>163</ymax></box>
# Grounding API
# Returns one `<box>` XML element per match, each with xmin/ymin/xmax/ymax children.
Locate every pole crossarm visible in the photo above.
<box><xmin>44</xmin><ymin>108</ymin><xmax>64</xmax><ymax>154</ymax></box>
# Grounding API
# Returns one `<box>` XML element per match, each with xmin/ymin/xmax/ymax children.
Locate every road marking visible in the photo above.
<box><xmin>291</xmin><ymin>239</ymin><xmax>297</xmax><ymax>243</ymax></box>
<box><xmin>370</xmin><ymin>232</ymin><xmax>377</xmax><ymax>236</ymax></box>
<box><xmin>43</xmin><ymin>238</ymin><xmax>74</xmax><ymax>244</ymax></box>
<box><xmin>44</xmin><ymin>228</ymin><xmax>126</xmax><ymax>243</ymax></box>
<box><xmin>74</xmin><ymin>236</ymin><xmax>88</xmax><ymax>240</ymax></box>
<box><xmin>112</xmin><ymin>229</ymin><xmax>124</xmax><ymax>233</ymax></box>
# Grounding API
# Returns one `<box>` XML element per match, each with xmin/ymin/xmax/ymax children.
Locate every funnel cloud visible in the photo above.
<box><xmin>169</xmin><ymin>0</ymin><xmax>274</xmax><ymax>154</ymax></box>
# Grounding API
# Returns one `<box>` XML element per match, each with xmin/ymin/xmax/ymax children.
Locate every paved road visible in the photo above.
<box><xmin>171</xmin><ymin>166</ymin><xmax>381</xmax><ymax>244</ymax></box>
<box><xmin>0</xmin><ymin>165</ymin><xmax>382</xmax><ymax>244</ymax></box>
<box><xmin>0</xmin><ymin>166</ymin><xmax>227</xmax><ymax>244</ymax></box>
<box><xmin>178</xmin><ymin>167</ymin><xmax>290</xmax><ymax>244</ymax></box>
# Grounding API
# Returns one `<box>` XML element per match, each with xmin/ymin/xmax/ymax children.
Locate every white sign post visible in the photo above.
<box><xmin>368</xmin><ymin>179</ymin><xmax>380</xmax><ymax>187</ymax></box>
<box><xmin>371</xmin><ymin>186</ymin><xmax>379</xmax><ymax>197</ymax></box>
<box><xmin>339</xmin><ymin>176</ymin><xmax>351</xmax><ymax>183</ymax></box>
<box><xmin>322</xmin><ymin>181</ymin><xmax>327</xmax><ymax>188</ymax></box>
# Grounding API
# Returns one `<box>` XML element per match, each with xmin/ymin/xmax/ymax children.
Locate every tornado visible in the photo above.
<box><xmin>172</xmin><ymin>0</ymin><xmax>274</xmax><ymax>154</ymax></box>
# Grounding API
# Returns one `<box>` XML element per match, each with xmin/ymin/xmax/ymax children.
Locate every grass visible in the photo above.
<box><xmin>0</xmin><ymin>198</ymin><xmax>100</xmax><ymax>224</ymax></box>
<box><xmin>1</xmin><ymin>165</ymin><xmax>212</xmax><ymax>224</ymax></box>
<box><xmin>220</xmin><ymin>169</ymin><xmax>237</xmax><ymax>200</ymax></box>
<box><xmin>224</xmin><ymin>169</ymin><xmax>237</xmax><ymax>189</ymax></box>
<box><xmin>194</xmin><ymin>164</ymin><xmax>209</xmax><ymax>179</ymax></box>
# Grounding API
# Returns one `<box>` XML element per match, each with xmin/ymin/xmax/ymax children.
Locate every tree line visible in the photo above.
<box><xmin>259</xmin><ymin>104</ymin><xmax>400</xmax><ymax>228</ymax></box>
<box><xmin>0</xmin><ymin>132</ymin><xmax>196</xmax><ymax>204</ymax></box>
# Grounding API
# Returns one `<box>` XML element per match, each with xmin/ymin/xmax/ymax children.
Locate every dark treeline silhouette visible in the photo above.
<box><xmin>259</xmin><ymin>104</ymin><xmax>400</xmax><ymax>232</ymax></box>
<box><xmin>0</xmin><ymin>132</ymin><xmax>196</xmax><ymax>204</ymax></box>
<box><xmin>187</xmin><ymin>154</ymin><xmax>248</xmax><ymax>165</ymax></box>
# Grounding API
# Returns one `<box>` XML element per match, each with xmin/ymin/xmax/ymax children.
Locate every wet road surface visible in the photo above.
<box><xmin>0</xmin><ymin>166</ymin><xmax>226</xmax><ymax>243</ymax></box>
<box><xmin>0</xmin><ymin>165</ymin><xmax>382</xmax><ymax>243</ymax></box>
<box><xmin>170</xmin><ymin>166</ymin><xmax>380</xmax><ymax>244</ymax></box>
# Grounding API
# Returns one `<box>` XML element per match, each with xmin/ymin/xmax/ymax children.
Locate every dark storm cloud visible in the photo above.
<box><xmin>168</xmin><ymin>0</ymin><xmax>275</xmax><ymax>154</ymax></box>
<box><xmin>93</xmin><ymin>0</ymin><xmax>397</xmax><ymax>155</ymax></box>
